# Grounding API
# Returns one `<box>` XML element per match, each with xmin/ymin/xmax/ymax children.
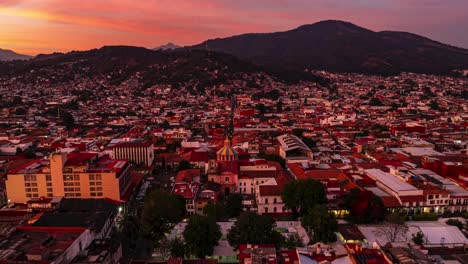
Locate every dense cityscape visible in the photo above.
<box><xmin>0</xmin><ymin>54</ymin><xmax>467</xmax><ymax>263</ymax></box>
<box><xmin>0</xmin><ymin>2</ymin><xmax>468</xmax><ymax>264</ymax></box>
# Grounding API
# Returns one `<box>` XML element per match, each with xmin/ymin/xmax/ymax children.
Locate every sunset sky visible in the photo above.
<box><xmin>1</xmin><ymin>0</ymin><xmax>467</xmax><ymax>55</ymax></box>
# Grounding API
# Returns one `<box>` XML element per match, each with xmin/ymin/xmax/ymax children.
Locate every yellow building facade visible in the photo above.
<box><xmin>6</xmin><ymin>152</ymin><xmax>132</xmax><ymax>204</ymax></box>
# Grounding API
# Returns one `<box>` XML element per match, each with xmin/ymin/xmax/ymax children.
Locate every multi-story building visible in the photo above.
<box><xmin>255</xmin><ymin>179</ymin><xmax>287</xmax><ymax>215</ymax></box>
<box><xmin>277</xmin><ymin>134</ymin><xmax>313</xmax><ymax>162</ymax></box>
<box><xmin>112</xmin><ymin>140</ymin><xmax>154</xmax><ymax>167</ymax></box>
<box><xmin>6</xmin><ymin>152</ymin><xmax>132</xmax><ymax>203</ymax></box>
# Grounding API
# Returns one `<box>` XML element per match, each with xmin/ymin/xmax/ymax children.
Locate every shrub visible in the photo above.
<box><xmin>412</xmin><ymin>231</ymin><xmax>425</xmax><ymax>245</ymax></box>
<box><xmin>446</xmin><ymin>219</ymin><xmax>464</xmax><ymax>230</ymax></box>
<box><xmin>413</xmin><ymin>213</ymin><xmax>438</xmax><ymax>221</ymax></box>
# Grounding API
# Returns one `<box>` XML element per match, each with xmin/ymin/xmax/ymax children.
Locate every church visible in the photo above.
<box><xmin>208</xmin><ymin>138</ymin><xmax>239</xmax><ymax>195</ymax></box>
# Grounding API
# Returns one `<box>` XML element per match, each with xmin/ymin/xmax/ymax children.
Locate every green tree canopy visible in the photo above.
<box><xmin>225</xmin><ymin>193</ymin><xmax>243</xmax><ymax>218</ymax></box>
<box><xmin>227</xmin><ymin>212</ymin><xmax>283</xmax><ymax>250</ymax></box>
<box><xmin>203</xmin><ymin>202</ymin><xmax>227</xmax><ymax>221</ymax></box>
<box><xmin>177</xmin><ymin>159</ymin><xmax>192</xmax><ymax>171</ymax></box>
<box><xmin>62</xmin><ymin>111</ymin><xmax>75</xmax><ymax>128</ymax></box>
<box><xmin>412</xmin><ymin>231</ymin><xmax>425</xmax><ymax>245</ymax></box>
<box><xmin>257</xmin><ymin>152</ymin><xmax>285</xmax><ymax>169</ymax></box>
<box><xmin>281</xmin><ymin>179</ymin><xmax>327</xmax><ymax>216</ymax></box>
<box><xmin>183</xmin><ymin>215</ymin><xmax>221</xmax><ymax>259</ymax></box>
<box><xmin>369</xmin><ymin>97</ymin><xmax>383</xmax><ymax>106</ymax></box>
<box><xmin>345</xmin><ymin>188</ymin><xmax>385</xmax><ymax>223</ymax></box>
<box><xmin>141</xmin><ymin>189</ymin><xmax>186</xmax><ymax>245</ymax></box>
<box><xmin>301</xmin><ymin>204</ymin><xmax>338</xmax><ymax>243</ymax></box>
<box><xmin>282</xmin><ymin>233</ymin><xmax>304</xmax><ymax>249</ymax></box>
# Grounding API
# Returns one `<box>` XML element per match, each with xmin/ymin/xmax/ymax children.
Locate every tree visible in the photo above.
<box><xmin>257</xmin><ymin>152</ymin><xmax>285</xmax><ymax>169</ymax></box>
<box><xmin>429</xmin><ymin>100</ymin><xmax>440</xmax><ymax>110</ymax></box>
<box><xmin>15</xmin><ymin>147</ymin><xmax>23</xmax><ymax>155</ymax></box>
<box><xmin>375</xmin><ymin>212</ymin><xmax>408</xmax><ymax>243</ymax></box>
<box><xmin>281</xmin><ymin>179</ymin><xmax>326</xmax><ymax>216</ymax></box>
<box><xmin>225</xmin><ymin>193</ymin><xmax>243</xmax><ymax>218</ymax></box>
<box><xmin>369</xmin><ymin>97</ymin><xmax>383</xmax><ymax>106</ymax></box>
<box><xmin>292</xmin><ymin>128</ymin><xmax>305</xmax><ymax>138</ymax></box>
<box><xmin>119</xmin><ymin>211</ymin><xmax>142</xmax><ymax>254</ymax></box>
<box><xmin>62</xmin><ymin>111</ymin><xmax>75</xmax><ymax>128</ymax></box>
<box><xmin>38</xmin><ymin>121</ymin><xmax>48</xmax><ymax>128</ymax></box>
<box><xmin>227</xmin><ymin>212</ymin><xmax>283</xmax><ymax>249</ymax></box>
<box><xmin>412</xmin><ymin>231</ymin><xmax>425</xmax><ymax>245</ymax></box>
<box><xmin>302</xmin><ymin>137</ymin><xmax>317</xmax><ymax>149</ymax></box>
<box><xmin>23</xmin><ymin>147</ymin><xmax>36</xmax><ymax>159</ymax></box>
<box><xmin>446</xmin><ymin>219</ymin><xmax>464</xmax><ymax>230</ymax></box>
<box><xmin>282</xmin><ymin>233</ymin><xmax>304</xmax><ymax>249</ymax></box>
<box><xmin>301</xmin><ymin>204</ymin><xmax>338</xmax><ymax>243</ymax></box>
<box><xmin>15</xmin><ymin>108</ymin><xmax>27</xmax><ymax>115</ymax></box>
<box><xmin>170</xmin><ymin>238</ymin><xmax>186</xmax><ymax>258</ymax></box>
<box><xmin>141</xmin><ymin>189</ymin><xmax>186</xmax><ymax>245</ymax></box>
<box><xmin>183</xmin><ymin>215</ymin><xmax>221</xmax><ymax>259</ymax></box>
<box><xmin>276</xmin><ymin>100</ymin><xmax>283</xmax><ymax>113</ymax></box>
<box><xmin>203</xmin><ymin>202</ymin><xmax>227</xmax><ymax>221</ymax></box>
<box><xmin>345</xmin><ymin>188</ymin><xmax>385</xmax><ymax>223</ymax></box>
<box><xmin>256</xmin><ymin>103</ymin><xmax>266</xmax><ymax>116</ymax></box>
<box><xmin>177</xmin><ymin>159</ymin><xmax>192</xmax><ymax>171</ymax></box>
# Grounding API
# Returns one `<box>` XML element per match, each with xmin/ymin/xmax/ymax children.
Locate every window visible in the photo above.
<box><xmin>46</xmin><ymin>182</ymin><xmax>52</xmax><ymax>187</ymax></box>
<box><xmin>265</xmin><ymin>198</ymin><xmax>269</xmax><ymax>204</ymax></box>
<box><xmin>90</xmin><ymin>182</ymin><xmax>95</xmax><ymax>186</ymax></box>
<box><xmin>24</xmin><ymin>175</ymin><xmax>37</xmax><ymax>181</ymax></box>
<box><xmin>46</xmin><ymin>174</ymin><xmax>51</xmax><ymax>181</ymax></box>
<box><xmin>273</xmin><ymin>207</ymin><xmax>277</xmax><ymax>213</ymax></box>
<box><xmin>225</xmin><ymin>177</ymin><xmax>229</xmax><ymax>183</ymax></box>
<box><xmin>428</xmin><ymin>195</ymin><xmax>433</xmax><ymax>199</ymax></box>
<box><xmin>273</xmin><ymin>198</ymin><xmax>277</xmax><ymax>204</ymax></box>
<box><xmin>47</xmin><ymin>188</ymin><xmax>53</xmax><ymax>192</ymax></box>
<box><xmin>96</xmin><ymin>182</ymin><xmax>102</xmax><ymax>186</ymax></box>
<box><xmin>264</xmin><ymin>207</ymin><xmax>269</xmax><ymax>213</ymax></box>
<box><xmin>96</xmin><ymin>174</ymin><xmax>102</xmax><ymax>181</ymax></box>
<box><xmin>47</xmin><ymin>193</ymin><xmax>53</xmax><ymax>197</ymax></box>
<box><xmin>89</xmin><ymin>174</ymin><xmax>95</xmax><ymax>181</ymax></box>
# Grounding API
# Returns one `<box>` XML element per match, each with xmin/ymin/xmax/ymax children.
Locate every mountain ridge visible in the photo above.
<box><xmin>192</xmin><ymin>20</ymin><xmax>468</xmax><ymax>75</ymax></box>
<box><xmin>0</xmin><ymin>48</ymin><xmax>33</xmax><ymax>61</ymax></box>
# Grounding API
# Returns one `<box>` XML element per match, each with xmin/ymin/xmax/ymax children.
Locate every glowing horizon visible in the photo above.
<box><xmin>1</xmin><ymin>0</ymin><xmax>467</xmax><ymax>55</ymax></box>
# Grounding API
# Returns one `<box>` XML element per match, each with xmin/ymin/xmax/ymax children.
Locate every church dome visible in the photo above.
<box><xmin>217</xmin><ymin>138</ymin><xmax>238</xmax><ymax>161</ymax></box>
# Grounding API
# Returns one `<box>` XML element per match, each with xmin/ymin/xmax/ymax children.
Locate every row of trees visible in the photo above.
<box><xmin>162</xmin><ymin>211</ymin><xmax>302</xmax><ymax>259</ymax></box>
<box><xmin>203</xmin><ymin>193</ymin><xmax>243</xmax><ymax>221</ymax></box>
<box><xmin>282</xmin><ymin>179</ymin><xmax>338</xmax><ymax>243</ymax></box>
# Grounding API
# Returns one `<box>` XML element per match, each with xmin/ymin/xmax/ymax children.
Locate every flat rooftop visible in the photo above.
<box><xmin>365</xmin><ymin>169</ymin><xmax>418</xmax><ymax>192</ymax></box>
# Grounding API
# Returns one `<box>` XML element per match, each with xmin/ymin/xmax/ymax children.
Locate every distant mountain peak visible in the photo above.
<box><xmin>193</xmin><ymin>20</ymin><xmax>468</xmax><ymax>74</ymax></box>
<box><xmin>0</xmin><ymin>48</ymin><xmax>32</xmax><ymax>61</ymax></box>
<box><xmin>153</xmin><ymin>43</ymin><xmax>181</xmax><ymax>51</ymax></box>
<box><xmin>294</xmin><ymin>20</ymin><xmax>373</xmax><ymax>33</ymax></box>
